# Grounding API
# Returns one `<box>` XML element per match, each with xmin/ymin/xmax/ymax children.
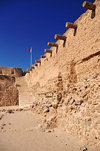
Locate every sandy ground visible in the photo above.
<box><xmin>0</xmin><ymin>107</ymin><xmax>96</xmax><ymax>151</ymax></box>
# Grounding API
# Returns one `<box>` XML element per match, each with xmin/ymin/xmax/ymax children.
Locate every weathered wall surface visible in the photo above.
<box><xmin>0</xmin><ymin>75</ymin><xmax>19</xmax><ymax>106</ymax></box>
<box><xmin>30</xmin><ymin>72</ymin><xmax>100</xmax><ymax>150</ymax></box>
<box><xmin>25</xmin><ymin>0</ymin><xmax>100</xmax><ymax>88</ymax></box>
<box><xmin>0</xmin><ymin>66</ymin><xmax>23</xmax><ymax>77</ymax></box>
<box><xmin>19</xmin><ymin>0</ymin><xmax>100</xmax><ymax>150</ymax></box>
<box><xmin>0</xmin><ymin>67</ymin><xmax>23</xmax><ymax>106</ymax></box>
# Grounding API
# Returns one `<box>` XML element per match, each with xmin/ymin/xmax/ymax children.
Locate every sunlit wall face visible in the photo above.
<box><xmin>0</xmin><ymin>0</ymin><xmax>95</xmax><ymax>70</ymax></box>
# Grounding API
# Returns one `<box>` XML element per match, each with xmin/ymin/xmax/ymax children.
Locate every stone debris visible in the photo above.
<box><xmin>15</xmin><ymin>108</ymin><xmax>23</xmax><ymax>112</ymax></box>
<box><xmin>29</xmin><ymin>73</ymin><xmax>100</xmax><ymax>149</ymax></box>
<box><xmin>43</xmin><ymin>107</ymin><xmax>49</xmax><ymax>113</ymax></box>
<box><xmin>83</xmin><ymin>146</ymin><xmax>88</xmax><ymax>151</ymax></box>
<box><xmin>6</xmin><ymin>109</ymin><xmax>14</xmax><ymax>114</ymax></box>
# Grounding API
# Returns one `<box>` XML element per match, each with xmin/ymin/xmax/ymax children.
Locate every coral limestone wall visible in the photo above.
<box><xmin>22</xmin><ymin>0</ymin><xmax>100</xmax><ymax>150</ymax></box>
<box><xmin>0</xmin><ymin>66</ymin><xmax>23</xmax><ymax>77</ymax></box>
<box><xmin>0</xmin><ymin>67</ymin><xmax>23</xmax><ymax>106</ymax></box>
<box><xmin>0</xmin><ymin>75</ymin><xmax>19</xmax><ymax>106</ymax></box>
<box><xmin>25</xmin><ymin>0</ymin><xmax>100</xmax><ymax>87</ymax></box>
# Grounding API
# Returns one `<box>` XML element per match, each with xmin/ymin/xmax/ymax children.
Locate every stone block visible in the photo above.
<box><xmin>45</xmin><ymin>92</ymin><xmax>53</xmax><ymax>98</ymax></box>
<box><xmin>57</xmin><ymin>93</ymin><xmax>62</xmax><ymax>102</ymax></box>
<box><xmin>43</xmin><ymin>107</ymin><xmax>49</xmax><ymax>113</ymax></box>
<box><xmin>52</xmin><ymin>102</ymin><xmax>58</xmax><ymax>109</ymax></box>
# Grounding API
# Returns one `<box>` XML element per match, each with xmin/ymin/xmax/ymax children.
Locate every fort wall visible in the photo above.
<box><xmin>23</xmin><ymin>0</ymin><xmax>100</xmax><ymax>150</ymax></box>
<box><xmin>0</xmin><ymin>75</ymin><xmax>19</xmax><ymax>106</ymax></box>
<box><xmin>25</xmin><ymin>0</ymin><xmax>100</xmax><ymax>88</ymax></box>
<box><xmin>0</xmin><ymin>66</ymin><xmax>23</xmax><ymax>77</ymax></box>
<box><xmin>0</xmin><ymin>67</ymin><xmax>23</xmax><ymax>106</ymax></box>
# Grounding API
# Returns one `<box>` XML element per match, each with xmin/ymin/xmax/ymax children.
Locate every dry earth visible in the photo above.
<box><xmin>0</xmin><ymin>107</ymin><xmax>97</xmax><ymax>151</ymax></box>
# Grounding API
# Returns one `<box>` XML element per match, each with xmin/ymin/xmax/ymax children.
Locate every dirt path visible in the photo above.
<box><xmin>0</xmin><ymin>109</ymin><xmax>96</xmax><ymax>151</ymax></box>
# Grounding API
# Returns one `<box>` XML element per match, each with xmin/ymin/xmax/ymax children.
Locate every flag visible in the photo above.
<box><xmin>27</xmin><ymin>48</ymin><xmax>32</xmax><ymax>52</ymax></box>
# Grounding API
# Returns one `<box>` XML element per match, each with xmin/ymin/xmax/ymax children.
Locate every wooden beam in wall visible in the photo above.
<box><xmin>36</xmin><ymin>60</ymin><xmax>41</xmax><ymax>64</ymax></box>
<box><xmin>31</xmin><ymin>65</ymin><xmax>35</xmax><ymax>69</ymax></box>
<box><xmin>66</xmin><ymin>22</ymin><xmax>77</xmax><ymax>29</ymax></box>
<box><xmin>44</xmin><ymin>49</ymin><xmax>52</xmax><ymax>53</ymax></box>
<box><xmin>55</xmin><ymin>34</ymin><xmax>66</xmax><ymax>41</ymax></box>
<box><xmin>34</xmin><ymin>63</ymin><xmax>38</xmax><ymax>66</ymax></box>
<box><xmin>41</xmin><ymin>55</ymin><xmax>46</xmax><ymax>58</ymax></box>
<box><xmin>83</xmin><ymin>1</ymin><xmax>96</xmax><ymax>10</ymax></box>
<box><xmin>48</xmin><ymin>42</ymin><xmax>58</xmax><ymax>48</ymax></box>
<box><xmin>29</xmin><ymin>68</ymin><xmax>32</xmax><ymax>71</ymax></box>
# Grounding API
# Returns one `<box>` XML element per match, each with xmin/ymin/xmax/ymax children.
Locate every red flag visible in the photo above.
<box><xmin>27</xmin><ymin>49</ymin><xmax>30</xmax><ymax>52</ymax></box>
<box><xmin>27</xmin><ymin>48</ymin><xmax>32</xmax><ymax>52</ymax></box>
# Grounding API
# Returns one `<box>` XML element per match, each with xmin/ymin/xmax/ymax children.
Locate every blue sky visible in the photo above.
<box><xmin>0</xmin><ymin>0</ymin><xmax>95</xmax><ymax>71</ymax></box>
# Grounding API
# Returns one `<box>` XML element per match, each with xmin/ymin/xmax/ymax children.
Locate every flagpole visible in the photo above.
<box><xmin>30</xmin><ymin>47</ymin><xmax>32</xmax><ymax>67</ymax></box>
